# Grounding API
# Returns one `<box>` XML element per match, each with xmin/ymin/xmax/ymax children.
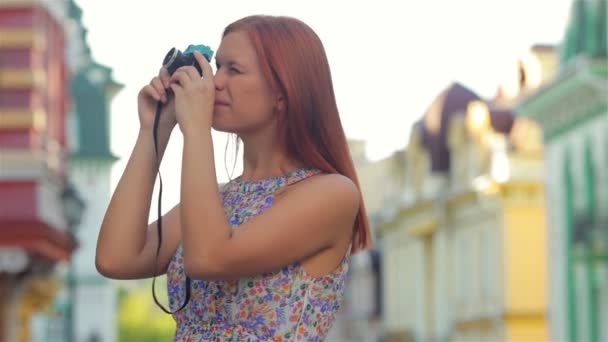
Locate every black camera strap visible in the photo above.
<box><xmin>151</xmin><ymin>100</ymin><xmax>191</xmax><ymax>314</ymax></box>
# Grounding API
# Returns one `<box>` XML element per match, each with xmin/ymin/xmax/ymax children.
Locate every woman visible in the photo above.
<box><xmin>96</xmin><ymin>15</ymin><xmax>371</xmax><ymax>341</ymax></box>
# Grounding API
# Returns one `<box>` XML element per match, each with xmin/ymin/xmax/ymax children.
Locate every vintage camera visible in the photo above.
<box><xmin>162</xmin><ymin>44</ymin><xmax>214</xmax><ymax>76</ymax></box>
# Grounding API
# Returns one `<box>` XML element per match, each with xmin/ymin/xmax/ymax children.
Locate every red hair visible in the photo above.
<box><xmin>223</xmin><ymin>15</ymin><xmax>372</xmax><ymax>253</ymax></box>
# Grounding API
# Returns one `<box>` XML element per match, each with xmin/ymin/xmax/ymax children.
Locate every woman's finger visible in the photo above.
<box><xmin>151</xmin><ymin>77</ymin><xmax>167</xmax><ymax>102</ymax></box>
<box><xmin>181</xmin><ymin>66</ymin><xmax>201</xmax><ymax>82</ymax></box>
<box><xmin>143</xmin><ymin>84</ymin><xmax>161</xmax><ymax>102</ymax></box>
<box><xmin>159</xmin><ymin>67</ymin><xmax>171</xmax><ymax>88</ymax></box>
<box><xmin>170</xmin><ymin>69</ymin><xmax>191</xmax><ymax>87</ymax></box>
<box><xmin>194</xmin><ymin>51</ymin><xmax>213</xmax><ymax>86</ymax></box>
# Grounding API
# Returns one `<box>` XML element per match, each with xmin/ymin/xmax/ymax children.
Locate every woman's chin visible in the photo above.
<box><xmin>211</xmin><ymin>121</ymin><xmax>236</xmax><ymax>134</ymax></box>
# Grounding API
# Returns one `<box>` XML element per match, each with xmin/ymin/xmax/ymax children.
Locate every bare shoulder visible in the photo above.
<box><xmin>285</xmin><ymin>172</ymin><xmax>360</xmax><ymax>215</ymax></box>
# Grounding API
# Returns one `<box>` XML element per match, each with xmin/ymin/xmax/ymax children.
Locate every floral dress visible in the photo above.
<box><xmin>166</xmin><ymin>167</ymin><xmax>350</xmax><ymax>341</ymax></box>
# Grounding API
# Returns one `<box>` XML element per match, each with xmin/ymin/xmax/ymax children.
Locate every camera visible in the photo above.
<box><xmin>162</xmin><ymin>44</ymin><xmax>214</xmax><ymax>76</ymax></box>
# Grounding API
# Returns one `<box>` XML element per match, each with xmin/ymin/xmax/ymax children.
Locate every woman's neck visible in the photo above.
<box><xmin>239</xmin><ymin>131</ymin><xmax>303</xmax><ymax>181</ymax></box>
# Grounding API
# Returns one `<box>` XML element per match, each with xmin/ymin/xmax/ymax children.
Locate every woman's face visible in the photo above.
<box><xmin>212</xmin><ymin>31</ymin><xmax>279</xmax><ymax>135</ymax></box>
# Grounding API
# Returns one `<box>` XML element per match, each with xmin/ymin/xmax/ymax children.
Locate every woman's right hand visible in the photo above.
<box><xmin>137</xmin><ymin>67</ymin><xmax>176</xmax><ymax>132</ymax></box>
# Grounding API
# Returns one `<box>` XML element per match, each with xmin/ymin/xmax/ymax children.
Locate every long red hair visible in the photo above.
<box><xmin>223</xmin><ymin>15</ymin><xmax>372</xmax><ymax>253</ymax></box>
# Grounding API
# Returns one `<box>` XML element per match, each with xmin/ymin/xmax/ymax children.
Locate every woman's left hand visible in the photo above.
<box><xmin>169</xmin><ymin>51</ymin><xmax>215</xmax><ymax>135</ymax></box>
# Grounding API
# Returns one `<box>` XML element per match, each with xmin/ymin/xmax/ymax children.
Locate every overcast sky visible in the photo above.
<box><xmin>75</xmin><ymin>0</ymin><xmax>572</xmax><ymax>216</ymax></box>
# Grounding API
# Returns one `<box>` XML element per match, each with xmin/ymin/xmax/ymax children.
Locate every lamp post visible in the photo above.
<box><xmin>61</xmin><ymin>183</ymin><xmax>85</xmax><ymax>342</ymax></box>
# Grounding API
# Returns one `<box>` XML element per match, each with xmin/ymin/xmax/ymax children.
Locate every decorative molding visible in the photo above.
<box><xmin>0</xmin><ymin>0</ymin><xmax>71</xmax><ymax>30</ymax></box>
<box><xmin>378</xmin><ymin>200</ymin><xmax>435</xmax><ymax>235</ymax></box>
<box><xmin>0</xmin><ymin>69</ymin><xmax>46</xmax><ymax>89</ymax></box>
<box><xmin>452</xmin><ymin>317</ymin><xmax>495</xmax><ymax>331</ymax></box>
<box><xmin>0</xmin><ymin>223</ymin><xmax>74</xmax><ymax>262</ymax></box>
<box><xmin>408</xmin><ymin>221</ymin><xmax>439</xmax><ymax>238</ymax></box>
<box><xmin>0</xmin><ymin>28</ymin><xmax>45</xmax><ymax>49</ymax></box>
<box><xmin>544</xmin><ymin>104</ymin><xmax>607</xmax><ymax>141</ymax></box>
<box><xmin>517</xmin><ymin>58</ymin><xmax>608</xmax><ymax>142</ymax></box>
<box><xmin>503</xmin><ymin>310</ymin><xmax>546</xmax><ymax>321</ymax></box>
<box><xmin>0</xmin><ymin>149</ymin><xmax>63</xmax><ymax>179</ymax></box>
<box><xmin>498</xmin><ymin>181</ymin><xmax>545</xmax><ymax>205</ymax></box>
<box><xmin>0</xmin><ymin>108</ymin><xmax>46</xmax><ymax>130</ymax></box>
<box><xmin>0</xmin><ymin>0</ymin><xmax>37</xmax><ymax>7</ymax></box>
<box><xmin>447</xmin><ymin>190</ymin><xmax>479</xmax><ymax>210</ymax></box>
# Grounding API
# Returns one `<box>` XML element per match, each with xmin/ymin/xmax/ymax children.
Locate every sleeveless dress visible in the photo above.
<box><xmin>166</xmin><ymin>167</ymin><xmax>350</xmax><ymax>341</ymax></box>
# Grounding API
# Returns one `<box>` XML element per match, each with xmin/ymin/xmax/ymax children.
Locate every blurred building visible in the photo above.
<box><xmin>516</xmin><ymin>1</ymin><xmax>608</xmax><ymax>341</ymax></box>
<box><xmin>0</xmin><ymin>1</ymin><xmax>78</xmax><ymax>341</ymax></box>
<box><xmin>0</xmin><ymin>1</ymin><xmax>122</xmax><ymax>341</ymax></box>
<box><xmin>336</xmin><ymin>42</ymin><xmax>558</xmax><ymax>341</ymax></box>
<box><xmin>375</xmin><ymin>73</ymin><xmax>553</xmax><ymax>341</ymax></box>
<box><xmin>327</xmin><ymin>140</ymin><xmax>405</xmax><ymax>342</ymax></box>
<box><xmin>64</xmin><ymin>1</ymin><xmax>123</xmax><ymax>340</ymax></box>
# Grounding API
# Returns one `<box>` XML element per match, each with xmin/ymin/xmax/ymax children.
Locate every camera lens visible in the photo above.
<box><xmin>163</xmin><ymin>48</ymin><xmax>180</xmax><ymax>71</ymax></box>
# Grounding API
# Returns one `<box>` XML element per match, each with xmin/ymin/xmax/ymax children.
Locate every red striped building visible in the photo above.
<box><xmin>0</xmin><ymin>2</ymin><xmax>77</xmax><ymax>341</ymax></box>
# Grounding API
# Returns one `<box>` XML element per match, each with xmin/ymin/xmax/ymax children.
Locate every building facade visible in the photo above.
<box><xmin>1</xmin><ymin>1</ymin><xmax>122</xmax><ymax>341</ymax></box>
<box><xmin>516</xmin><ymin>1</ymin><xmax>607</xmax><ymax>341</ymax></box>
<box><xmin>0</xmin><ymin>1</ymin><xmax>77</xmax><ymax>341</ymax></box>
<box><xmin>65</xmin><ymin>17</ymin><xmax>123</xmax><ymax>342</ymax></box>
<box><xmin>377</xmin><ymin>69</ymin><xmax>554</xmax><ymax>341</ymax></box>
<box><xmin>327</xmin><ymin>140</ymin><xmax>405</xmax><ymax>342</ymax></box>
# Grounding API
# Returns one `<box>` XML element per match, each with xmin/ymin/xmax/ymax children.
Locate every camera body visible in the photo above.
<box><xmin>163</xmin><ymin>44</ymin><xmax>214</xmax><ymax>76</ymax></box>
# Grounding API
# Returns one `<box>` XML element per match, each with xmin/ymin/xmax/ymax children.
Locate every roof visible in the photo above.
<box><xmin>419</xmin><ymin>82</ymin><xmax>481</xmax><ymax>172</ymax></box>
<box><xmin>488</xmin><ymin>108</ymin><xmax>515</xmax><ymax>134</ymax></box>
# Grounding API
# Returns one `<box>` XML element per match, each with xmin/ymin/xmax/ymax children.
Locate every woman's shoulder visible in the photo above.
<box><xmin>283</xmin><ymin>172</ymin><xmax>360</xmax><ymax>212</ymax></box>
<box><xmin>294</xmin><ymin>172</ymin><xmax>358</xmax><ymax>193</ymax></box>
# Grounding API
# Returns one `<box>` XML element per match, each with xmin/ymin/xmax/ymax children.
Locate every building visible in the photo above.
<box><xmin>377</xmin><ymin>65</ymin><xmax>555</xmax><ymax>340</ymax></box>
<box><xmin>0</xmin><ymin>1</ymin><xmax>122</xmax><ymax>341</ymax></box>
<box><xmin>64</xmin><ymin>2</ymin><xmax>123</xmax><ymax>340</ymax></box>
<box><xmin>327</xmin><ymin>140</ymin><xmax>405</xmax><ymax>342</ymax></box>
<box><xmin>516</xmin><ymin>1</ymin><xmax>608</xmax><ymax>341</ymax></box>
<box><xmin>0</xmin><ymin>1</ymin><xmax>79</xmax><ymax>341</ymax></box>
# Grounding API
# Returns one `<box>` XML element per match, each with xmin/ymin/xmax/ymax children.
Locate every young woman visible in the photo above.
<box><xmin>96</xmin><ymin>15</ymin><xmax>372</xmax><ymax>341</ymax></box>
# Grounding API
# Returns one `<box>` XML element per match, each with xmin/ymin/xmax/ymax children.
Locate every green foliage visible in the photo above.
<box><xmin>118</xmin><ymin>279</ymin><xmax>176</xmax><ymax>342</ymax></box>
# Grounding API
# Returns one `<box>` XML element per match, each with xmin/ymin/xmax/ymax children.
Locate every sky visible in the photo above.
<box><xmin>75</xmin><ymin>0</ymin><xmax>572</xmax><ymax>217</ymax></box>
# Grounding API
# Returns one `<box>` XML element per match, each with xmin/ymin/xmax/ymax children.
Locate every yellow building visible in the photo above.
<box><xmin>377</xmin><ymin>56</ymin><xmax>555</xmax><ymax>340</ymax></box>
<box><xmin>328</xmin><ymin>140</ymin><xmax>405</xmax><ymax>341</ymax></box>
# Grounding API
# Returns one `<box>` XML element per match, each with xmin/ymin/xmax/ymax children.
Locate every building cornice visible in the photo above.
<box><xmin>447</xmin><ymin>190</ymin><xmax>479</xmax><ymax>210</ymax></box>
<box><xmin>0</xmin><ymin>149</ymin><xmax>63</xmax><ymax>179</ymax></box>
<box><xmin>496</xmin><ymin>180</ymin><xmax>545</xmax><ymax>208</ymax></box>
<box><xmin>0</xmin><ymin>108</ymin><xmax>46</xmax><ymax>130</ymax></box>
<box><xmin>0</xmin><ymin>221</ymin><xmax>76</xmax><ymax>262</ymax></box>
<box><xmin>0</xmin><ymin>0</ymin><xmax>71</xmax><ymax>35</ymax></box>
<box><xmin>377</xmin><ymin>200</ymin><xmax>435</xmax><ymax>235</ymax></box>
<box><xmin>516</xmin><ymin>57</ymin><xmax>607</xmax><ymax>141</ymax></box>
<box><xmin>0</xmin><ymin>69</ymin><xmax>46</xmax><ymax>89</ymax></box>
<box><xmin>0</xmin><ymin>28</ymin><xmax>45</xmax><ymax>49</ymax></box>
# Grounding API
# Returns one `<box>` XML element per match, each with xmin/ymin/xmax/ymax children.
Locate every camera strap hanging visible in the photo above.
<box><xmin>151</xmin><ymin>100</ymin><xmax>191</xmax><ymax>314</ymax></box>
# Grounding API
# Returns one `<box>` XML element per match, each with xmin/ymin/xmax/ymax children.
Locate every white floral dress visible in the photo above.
<box><xmin>166</xmin><ymin>168</ymin><xmax>350</xmax><ymax>341</ymax></box>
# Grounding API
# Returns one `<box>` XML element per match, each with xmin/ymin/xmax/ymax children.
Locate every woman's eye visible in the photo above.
<box><xmin>230</xmin><ymin>67</ymin><xmax>240</xmax><ymax>73</ymax></box>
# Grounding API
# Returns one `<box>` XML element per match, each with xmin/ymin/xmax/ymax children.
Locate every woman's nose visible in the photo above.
<box><xmin>214</xmin><ymin>70</ymin><xmax>226</xmax><ymax>90</ymax></box>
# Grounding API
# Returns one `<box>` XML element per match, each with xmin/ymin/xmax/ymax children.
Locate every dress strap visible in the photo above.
<box><xmin>284</xmin><ymin>167</ymin><xmax>323</xmax><ymax>187</ymax></box>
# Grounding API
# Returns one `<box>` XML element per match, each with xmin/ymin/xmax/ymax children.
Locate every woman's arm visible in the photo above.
<box><xmin>180</xmin><ymin>131</ymin><xmax>359</xmax><ymax>281</ymax></box>
<box><xmin>95</xmin><ymin>128</ymin><xmax>182</xmax><ymax>279</ymax></box>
